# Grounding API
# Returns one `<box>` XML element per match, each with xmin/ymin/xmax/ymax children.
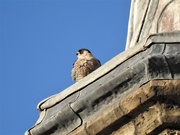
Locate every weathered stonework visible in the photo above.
<box><xmin>25</xmin><ymin>32</ymin><xmax>180</xmax><ymax>135</ymax></box>
<box><xmin>126</xmin><ymin>0</ymin><xmax>180</xmax><ymax>49</ymax></box>
<box><xmin>159</xmin><ymin>129</ymin><xmax>180</xmax><ymax>135</ymax></box>
<box><xmin>68</xmin><ymin>80</ymin><xmax>180</xmax><ymax>135</ymax></box>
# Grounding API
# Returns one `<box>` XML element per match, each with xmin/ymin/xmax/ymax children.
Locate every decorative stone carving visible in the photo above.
<box><xmin>159</xmin><ymin>129</ymin><xmax>180</xmax><ymax>135</ymax></box>
<box><xmin>126</xmin><ymin>0</ymin><xmax>180</xmax><ymax>49</ymax></box>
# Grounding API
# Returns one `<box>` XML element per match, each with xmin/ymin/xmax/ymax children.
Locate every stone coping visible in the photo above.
<box><xmin>25</xmin><ymin>31</ymin><xmax>180</xmax><ymax>135</ymax></box>
<box><xmin>38</xmin><ymin>31</ymin><xmax>180</xmax><ymax>111</ymax></box>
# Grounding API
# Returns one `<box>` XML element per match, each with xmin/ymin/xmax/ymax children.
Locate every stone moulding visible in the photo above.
<box><xmin>25</xmin><ymin>31</ymin><xmax>180</xmax><ymax>135</ymax></box>
<box><xmin>69</xmin><ymin>80</ymin><xmax>180</xmax><ymax>135</ymax></box>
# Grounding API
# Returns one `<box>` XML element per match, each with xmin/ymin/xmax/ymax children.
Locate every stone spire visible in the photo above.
<box><xmin>126</xmin><ymin>0</ymin><xmax>180</xmax><ymax>49</ymax></box>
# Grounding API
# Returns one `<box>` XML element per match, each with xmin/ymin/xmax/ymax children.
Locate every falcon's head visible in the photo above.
<box><xmin>76</xmin><ymin>48</ymin><xmax>93</xmax><ymax>59</ymax></box>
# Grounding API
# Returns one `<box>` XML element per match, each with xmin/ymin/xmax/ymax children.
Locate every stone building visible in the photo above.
<box><xmin>25</xmin><ymin>0</ymin><xmax>180</xmax><ymax>134</ymax></box>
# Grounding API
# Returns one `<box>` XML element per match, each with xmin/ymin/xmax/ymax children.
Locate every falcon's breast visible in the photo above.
<box><xmin>72</xmin><ymin>58</ymin><xmax>101</xmax><ymax>82</ymax></box>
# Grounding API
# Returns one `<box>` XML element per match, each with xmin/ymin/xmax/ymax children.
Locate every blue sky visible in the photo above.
<box><xmin>1</xmin><ymin>0</ymin><xmax>131</xmax><ymax>134</ymax></box>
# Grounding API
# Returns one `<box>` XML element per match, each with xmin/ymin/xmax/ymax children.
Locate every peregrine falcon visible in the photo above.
<box><xmin>71</xmin><ymin>48</ymin><xmax>101</xmax><ymax>82</ymax></box>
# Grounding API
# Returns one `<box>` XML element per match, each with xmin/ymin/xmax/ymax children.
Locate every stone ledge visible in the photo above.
<box><xmin>37</xmin><ymin>31</ymin><xmax>180</xmax><ymax>111</ymax></box>
<box><xmin>25</xmin><ymin>32</ymin><xmax>180</xmax><ymax>135</ymax></box>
